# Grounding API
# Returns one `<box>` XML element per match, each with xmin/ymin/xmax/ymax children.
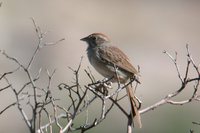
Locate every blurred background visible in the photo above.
<box><xmin>0</xmin><ymin>0</ymin><xmax>200</xmax><ymax>132</ymax></box>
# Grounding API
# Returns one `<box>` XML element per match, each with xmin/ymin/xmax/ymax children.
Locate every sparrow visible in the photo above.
<box><xmin>81</xmin><ymin>33</ymin><xmax>142</xmax><ymax>128</ymax></box>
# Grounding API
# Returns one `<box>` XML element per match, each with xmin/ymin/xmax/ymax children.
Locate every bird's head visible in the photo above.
<box><xmin>81</xmin><ymin>33</ymin><xmax>110</xmax><ymax>48</ymax></box>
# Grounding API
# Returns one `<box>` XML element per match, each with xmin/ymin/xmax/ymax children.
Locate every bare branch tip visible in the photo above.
<box><xmin>38</xmin><ymin>67</ymin><xmax>42</xmax><ymax>74</ymax></box>
<box><xmin>0</xmin><ymin>49</ymin><xmax>5</xmax><ymax>54</ymax></box>
<box><xmin>80</xmin><ymin>56</ymin><xmax>84</xmax><ymax>61</ymax></box>
<box><xmin>186</xmin><ymin>43</ymin><xmax>189</xmax><ymax>48</ymax></box>
<box><xmin>30</xmin><ymin>17</ymin><xmax>37</xmax><ymax>27</ymax></box>
<box><xmin>46</xmin><ymin>69</ymin><xmax>50</xmax><ymax>76</ymax></box>
<box><xmin>60</xmin><ymin>38</ymin><xmax>65</xmax><ymax>41</ymax></box>
<box><xmin>137</xmin><ymin>65</ymin><xmax>141</xmax><ymax>73</ymax></box>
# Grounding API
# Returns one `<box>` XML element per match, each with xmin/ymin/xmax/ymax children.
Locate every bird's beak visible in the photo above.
<box><xmin>80</xmin><ymin>36</ymin><xmax>88</xmax><ymax>42</ymax></box>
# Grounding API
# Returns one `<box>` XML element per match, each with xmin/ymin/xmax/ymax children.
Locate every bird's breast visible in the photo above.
<box><xmin>87</xmin><ymin>48</ymin><xmax>111</xmax><ymax>77</ymax></box>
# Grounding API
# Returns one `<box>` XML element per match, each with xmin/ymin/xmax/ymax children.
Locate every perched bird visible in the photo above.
<box><xmin>81</xmin><ymin>33</ymin><xmax>142</xmax><ymax>128</ymax></box>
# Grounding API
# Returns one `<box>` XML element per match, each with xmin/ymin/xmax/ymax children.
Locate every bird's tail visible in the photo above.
<box><xmin>126</xmin><ymin>84</ymin><xmax>142</xmax><ymax>128</ymax></box>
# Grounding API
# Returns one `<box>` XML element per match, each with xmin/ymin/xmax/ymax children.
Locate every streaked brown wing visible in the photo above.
<box><xmin>98</xmin><ymin>45</ymin><xmax>138</xmax><ymax>75</ymax></box>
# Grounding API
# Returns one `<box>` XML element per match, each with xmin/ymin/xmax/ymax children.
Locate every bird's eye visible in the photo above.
<box><xmin>91</xmin><ymin>36</ymin><xmax>97</xmax><ymax>41</ymax></box>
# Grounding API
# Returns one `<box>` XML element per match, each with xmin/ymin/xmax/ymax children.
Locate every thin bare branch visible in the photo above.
<box><xmin>0</xmin><ymin>102</ymin><xmax>16</xmax><ymax>115</ymax></box>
